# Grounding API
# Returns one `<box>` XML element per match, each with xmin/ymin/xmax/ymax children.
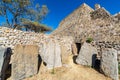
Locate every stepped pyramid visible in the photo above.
<box><xmin>52</xmin><ymin>3</ymin><xmax>120</xmax><ymax>43</ymax></box>
<box><xmin>52</xmin><ymin>3</ymin><xmax>94</xmax><ymax>35</ymax></box>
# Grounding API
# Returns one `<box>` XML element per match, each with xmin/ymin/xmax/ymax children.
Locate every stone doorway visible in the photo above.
<box><xmin>75</xmin><ymin>43</ymin><xmax>81</xmax><ymax>54</ymax></box>
<box><xmin>72</xmin><ymin>43</ymin><xmax>82</xmax><ymax>64</ymax></box>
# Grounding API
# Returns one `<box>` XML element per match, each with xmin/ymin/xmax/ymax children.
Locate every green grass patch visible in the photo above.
<box><xmin>86</xmin><ymin>37</ymin><xmax>93</xmax><ymax>43</ymax></box>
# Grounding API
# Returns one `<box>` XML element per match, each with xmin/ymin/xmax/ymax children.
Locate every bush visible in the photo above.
<box><xmin>86</xmin><ymin>37</ymin><xmax>93</xmax><ymax>43</ymax></box>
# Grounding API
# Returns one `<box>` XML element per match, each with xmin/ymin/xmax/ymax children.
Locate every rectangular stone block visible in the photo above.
<box><xmin>101</xmin><ymin>48</ymin><xmax>118</xmax><ymax>80</ymax></box>
<box><xmin>76</xmin><ymin>42</ymin><xmax>98</xmax><ymax>66</ymax></box>
<box><xmin>0</xmin><ymin>47</ymin><xmax>12</xmax><ymax>80</ymax></box>
<box><xmin>40</xmin><ymin>39</ymin><xmax>62</xmax><ymax>69</ymax></box>
<box><xmin>0</xmin><ymin>47</ymin><xmax>6</xmax><ymax>79</ymax></box>
<box><xmin>12</xmin><ymin>45</ymin><xmax>39</xmax><ymax>80</ymax></box>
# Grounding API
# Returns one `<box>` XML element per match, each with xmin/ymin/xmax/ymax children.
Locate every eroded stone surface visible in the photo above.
<box><xmin>40</xmin><ymin>38</ymin><xmax>62</xmax><ymax>69</ymax></box>
<box><xmin>76</xmin><ymin>42</ymin><xmax>98</xmax><ymax>66</ymax></box>
<box><xmin>0</xmin><ymin>47</ymin><xmax>12</xmax><ymax>80</ymax></box>
<box><xmin>101</xmin><ymin>48</ymin><xmax>118</xmax><ymax>80</ymax></box>
<box><xmin>0</xmin><ymin>47</ymin><xmax>5</xmax><ymax>75</ymax></box>
<box><xmin>12</xmin><ymin>45</ymin><xmax>39</xmax><ymax>80</ymax></box>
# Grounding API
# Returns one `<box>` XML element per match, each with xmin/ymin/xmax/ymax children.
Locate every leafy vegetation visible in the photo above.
<box><xmin>51</xmin><ymin>68</ymin><xmax>55</xmax><ymax>74</ymax></box>
<box><xmin>86</xmin><ymin>37</ymin><xmax>93</xmax><ymax>43</ymax></box>
<box><xmin>21</xmin><ymin>19</ymin><xmax>52</xmax><ymax>33</ymax></box>
<box><xmin>0</xmin><ymin>0</ymin><xmax>51</xmax><ymax>33</ymax></box>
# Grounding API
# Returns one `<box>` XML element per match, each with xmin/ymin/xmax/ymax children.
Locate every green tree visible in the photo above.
<box><xmin>0</xmin><ymin>0</ymin><xmax>51</xmax><ymax>33</ymax></box>
<box><xmin>21</xmin><ymin>19</ymin><xmax>52</xmax><ymax>33</ymax></box>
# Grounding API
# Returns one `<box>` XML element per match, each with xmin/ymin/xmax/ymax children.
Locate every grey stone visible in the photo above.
<box><xmin>95</xmin><ymin>4</ymin><xmax>101</xmax><ymax>10</ymax></box>
<box><xmin>40</xmin><ymin>39</ymin><xmax>62</xmax><ymax>69</ymax></box>
<box><xmin>101</xmin><ymin>48</ymin><xmax>118</xmax><ymax>80</ymax></box>
<box><xmin>76</xmin><ymin>42</ymin><xmax>98</xmax><ymax>66</ymax></box>
<box><xmin>0</xmin><ymin>47</ymin><xmax>5</xmax><ymax>74</ymax></box>
<box><xmin>117</xmin><ymin>51</ymin><xmax>120</xmax><ymax>62</ymax></box>
<box><xmin>12</xmin><ymin>45</ymin><xmax>39</xmax><ymax>80</ymax></box>
<box><xmin>0</xmin><ymin>47</ymin><xmax>12</xmax><ymax>80</ymax></box>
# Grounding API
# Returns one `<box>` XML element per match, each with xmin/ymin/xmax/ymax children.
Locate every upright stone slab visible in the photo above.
<box><xmin>101</xmin><ymin>48</ymin><xmax>118</xmax><ymax>80</ymax></box>
<box><xmin>0</xmin><ymin>47</ymin><xmax>12</xmax><ymax>80</ymax></box>
<box><xmin>0</xmin><ymin>47</ymin><xmax>6</xmax><ymax>75</ymax></box>
<box><xmin>12</xmin><ymin>45</ymin><xmax>39</xmax><ymax>80</ymax></box>
<box><xmin>40</xmin><ymin>39</ymin><xmax>62</xmax><ymax>69</ymax></box>
<box><xmin>76</xmin><ymin>42</ymin><xmax>98</xmax><ymax>66</ymax></box>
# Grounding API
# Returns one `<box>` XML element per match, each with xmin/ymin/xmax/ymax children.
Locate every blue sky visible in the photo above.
<box><xmin>0</xmin><ymin>0</ymin><xmax>120</xmax><ymax>30</ymax></box>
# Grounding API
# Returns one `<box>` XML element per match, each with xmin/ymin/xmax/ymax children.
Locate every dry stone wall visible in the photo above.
<box><xmin>0</xmin><ymin>27</ymin><xmax>47</xmax><ymax>50</ymax></box>
<box><xmin>52</xmin><ymin>3</ymin><xmax>120</xmax><ymax>44</ymax></box>
<box><xmin>0</xmin><ymin>26</ymin><xmax>74</xmax><ymax>80</ymax></box>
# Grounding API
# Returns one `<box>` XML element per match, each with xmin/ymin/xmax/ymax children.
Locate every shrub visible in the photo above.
<box><xmin>51</xmin><ymin>68</ymin><xmax>55</xmax><ymax>74</ymax></box>
<box><xmin>86</xmin><ymin>37</ymin><xmax>93</xmax><ymax>43</ymax></box>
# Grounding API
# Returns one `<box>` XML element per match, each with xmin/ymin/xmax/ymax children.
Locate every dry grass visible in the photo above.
<box><xmin>23</xmin><ymin>55</ymin><xmax>111</xmax><ymax>80</ymax></box>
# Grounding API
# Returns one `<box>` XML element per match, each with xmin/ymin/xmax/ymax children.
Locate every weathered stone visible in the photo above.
<box><xmin>117</xmin><ymin>51</ymin><xmax>120</xmax><ymax>62</ymax></box>
<box><xmin>71</xmin><ymin>43</ymin><xmax>78</xmax><ymax>55</ymax></box>
<box><xmin>95</xmin><ymin>4</ymin><xmax>101</xmax><ymax>10</ymax></box>
<box><xmin>0</xmin><ymin>47</ymin><xmax>5</xmax><ymax>73</ymax></box>
<box><xmin>101</xmin><ymin>48</ymin><xmax>118</xmax><ymax>80</ymax></box>
<box><xmin>0</xmin><ymin>47</ymin><xmax>12</xmax><ymax>80</ymax></box>
<box><xmin>60</xmin><ymin>44</ymin><xmax>70</xmax><ymax>66</ymax></box>
<box><xmin>12</xmin><ymin>45</ymin><xmax>39</xmax><ymax>80</ymax></box>
<box><xmin>76</xmin><ymin>42</ymin><xmax>98</xmax><ymax>66</ymax></box>
<box><xmin>40</xmin><ymin>39</ymin><xmax>62</xmax><ymax>69</ymax></box>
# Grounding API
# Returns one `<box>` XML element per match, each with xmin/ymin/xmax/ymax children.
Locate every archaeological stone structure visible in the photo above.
<box><xmin>0</xmin><ymin>47</ymin><xmax>12</xmax><ymax>80</ymax></box>
<box><xmin>12</xmin><ymin>45</ymin><xmax>39</xmax><ymax>80</ymax></box>
<box><xmin>76</xmin><ymin>42</ymin><xmax>98</xmax><ymax>66</ymax></box>
<box><xmin>52</xmin><ymin>3</ymin><xmax>120</xmax><ymax>80</ymax></box>
<box><xmin>101</xmin><ymin>48</ymin><xmax>118</xmax><ymax>80</ymax></box>
<box><xmin>0</xmin><ymin>3</ymin><xmax>120</xmax><ymax>80</ymax></box>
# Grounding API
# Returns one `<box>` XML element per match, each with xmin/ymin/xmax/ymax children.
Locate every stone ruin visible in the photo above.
<box><xmin>0</xmin><ymin>3</ymin><xmax>120</xmax><ymax>80</ymax></box>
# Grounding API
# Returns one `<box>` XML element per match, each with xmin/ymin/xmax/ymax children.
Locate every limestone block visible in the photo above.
<box><xmin>76</xmin><ymin>42</ymin><xmax>98</xmax><ymax>66</ymax></box>
<box><xmin>12</xmin><ymin>45</ymin><xmax>39</xmax><ymax>80</ymax></box>
<box><xmin>101</xmin><ymin>48</ymin><xmax>118</xmax><ymax>80</ymax></box>
<box><xmin>0</xmin><ymin>47</ymin><xmax>6</xmax><ymax>76</ymax></box>
<box><xmin>40</xmin><ymin>39</ymin><xmax>62</xmax><ymax>69</ymax></box>
<box><xmin>71</xmin><ymin>43</ymin><xmax>78</xmax><ymax>55</ymax></box>
<box><xmin>60</xmin><ymin>44</ymin><xmax>70</xmax><ymax>65</ymax></box>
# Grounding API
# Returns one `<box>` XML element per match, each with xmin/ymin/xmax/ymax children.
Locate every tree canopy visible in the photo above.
<box><xmin>0</xmin><ymin>0</ymin><xmax>52</xmax><ymax>33</ymax></box>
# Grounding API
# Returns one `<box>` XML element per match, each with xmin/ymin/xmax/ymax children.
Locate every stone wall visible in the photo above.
<box><xmin>52</xmin><ymin>3</ymin><xmax>120</xmax><ymax>44</ymax></box>
<box><xmin>0</xmin><ymin>27</ymin><xmax>74</xmax><ymax>80</ymax></box>
<box><xmin>0</xmin><ymin>27</ymin><xmax>46</xmax><ymax>49</ymax></box>
<box><xmin>0</xmin><ymin>3</ymin><xmax>120</xmax><ymax>80</ymax></box>
<box><xmin>51</xmin><ymin>3</ymin><xmax>120</xmax><ymax>80</ymax></box>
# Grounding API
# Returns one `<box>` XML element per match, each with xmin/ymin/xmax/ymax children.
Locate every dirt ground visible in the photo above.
<box><xmin>22</xmin><ymin>55</ymin><xmax>111</xmax><ymax>80</ymax></box>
